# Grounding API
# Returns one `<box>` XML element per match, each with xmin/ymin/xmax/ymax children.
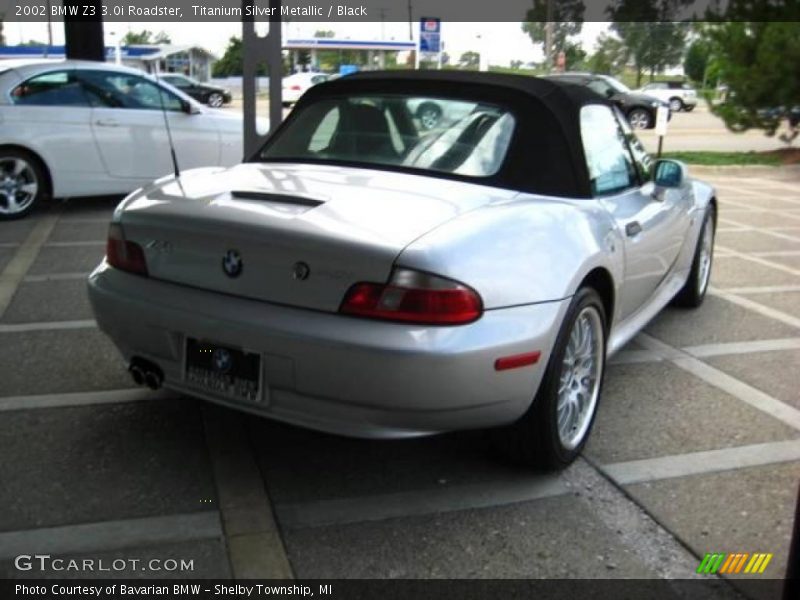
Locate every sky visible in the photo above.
<box><xmin>7</xmin><ymin>21</ymin><xmax>612</xmax><ymax>67</ymax></box>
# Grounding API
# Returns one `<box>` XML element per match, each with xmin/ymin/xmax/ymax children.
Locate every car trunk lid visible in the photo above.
<box><xmin>117</xmin><ymin>162</ymin><xmax>515</xmax><ymax>312</ymax></box>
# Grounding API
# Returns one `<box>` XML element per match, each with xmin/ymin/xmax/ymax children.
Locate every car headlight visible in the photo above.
<box><xmin>651</xmin><ymin>101</ymin><xmax>660</xmax><ymax>107</ymax></box>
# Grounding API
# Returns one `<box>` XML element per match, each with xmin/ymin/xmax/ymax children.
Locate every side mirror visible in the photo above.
<box><xmin>653</xmin><ymin>159</ymin><xmax>685</xmax><ymax>188</ymax></box>
<box><xmin>182</xmin><ymin>100</ymin><xmax>200</xmax><ymax>115</ymax></box>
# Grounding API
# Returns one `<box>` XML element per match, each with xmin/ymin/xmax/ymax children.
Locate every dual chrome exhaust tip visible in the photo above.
<box><xmin>129</xmin><ymin>359</ymin><xmax>163</xmax><ymax>391</ymax></box>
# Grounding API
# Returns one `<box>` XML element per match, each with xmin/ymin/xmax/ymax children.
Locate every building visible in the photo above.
<box><xmin>284</xmin><ymin>39</ymin><xmax>416</xmax><ymax>72</ymax></box>
<box><xmin>0</xmin><ymin>44</ymin><xmax>217</xmax><ymax>81</ymax></box>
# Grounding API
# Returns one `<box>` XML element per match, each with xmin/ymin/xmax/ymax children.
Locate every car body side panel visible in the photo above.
<box><xmin>398</xmin><ymin>195</ymin><xmax>625</xmax><ymax>315</ymax></box>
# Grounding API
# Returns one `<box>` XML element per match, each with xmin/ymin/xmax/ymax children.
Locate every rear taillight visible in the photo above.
<box><xmin>340</xmin><ymin>268</ymin><xmax>482</xmax><ymax>325</ymax></box>
<box><xmin>106</xmin><ymin>223</ymin><xmax>148</xmax><ymax>276</ymax></box>
<box><xmin>290</xmin><ymin>85</ymin><xmax>302</xmax><ymax>91</ymax></box>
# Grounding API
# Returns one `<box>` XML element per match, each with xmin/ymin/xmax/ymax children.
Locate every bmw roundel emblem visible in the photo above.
<box><xmin>222</xmin><ymin>249</ymin><xmax>243</xmax><ymax>278</ymax></box>
<box><xmin>212</xmin><ymin>348</ymin><xmax>233</xmax><ymax>373</ymax></box>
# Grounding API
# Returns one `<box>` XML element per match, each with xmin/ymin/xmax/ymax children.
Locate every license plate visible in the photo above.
<box><xmin>185</xmin><ymin>338</ymin><xmax>261</xmax><ymax>403</ymax></box>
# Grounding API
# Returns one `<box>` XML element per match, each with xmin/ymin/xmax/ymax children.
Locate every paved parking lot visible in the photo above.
<box><xmin>0</xmin><ymin>168</ymin><xmax>798</xmax><ymax>597</ymax></box>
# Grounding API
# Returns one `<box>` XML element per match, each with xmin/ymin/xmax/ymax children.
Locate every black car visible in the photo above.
<box><xmin>544</xmin><ymin>72</ymin><xmax>670</xmax><ymax>129</ymax></box>
<box><xmin>159</xmin><ymin>74</ymin><xmax>232</xmax><ymax>108</ymax></box>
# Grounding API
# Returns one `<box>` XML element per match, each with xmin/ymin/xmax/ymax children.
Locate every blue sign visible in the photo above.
<box><xmin>419</xmin><ymin>18</ymin><xmax>441</xmax><ymax>54</ymax></box>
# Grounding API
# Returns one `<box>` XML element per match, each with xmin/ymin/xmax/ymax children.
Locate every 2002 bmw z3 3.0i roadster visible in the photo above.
<box><xmin>88</xmin><ymin>71</ymin><xmax>717</xmax><ymax>469</ymax></box>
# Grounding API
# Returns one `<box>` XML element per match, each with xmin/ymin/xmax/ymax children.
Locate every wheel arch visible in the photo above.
<box><xmin>0</xmin><ymin>144</ymin><xmax>53</xmax><ymax>199</ymax></box>
<box><xmin>579</xmin><ymin>267</ymin><xmax>615</xmax><ymax>331</ymax></box>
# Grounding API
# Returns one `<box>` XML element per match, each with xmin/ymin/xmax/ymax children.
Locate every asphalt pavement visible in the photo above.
<box><xmin>0</xmin><ymin>168</ymin><xmax>798</xmax><ymax>598</ymax></box>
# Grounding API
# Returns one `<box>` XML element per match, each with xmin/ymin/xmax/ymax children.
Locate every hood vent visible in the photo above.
<box><xmin>231</xmin><ymin>190</ymin><xmax>325</xmax><ymax>207</ymax></box>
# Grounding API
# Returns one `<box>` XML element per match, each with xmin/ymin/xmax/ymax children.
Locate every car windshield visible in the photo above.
<box><xmin>602</xmin><ymin>76</ymin><xmax>632</xmax><ymax>94</ymax></box>
<box><xmin>259</xmin><ymin>94</ymin><xmax>516</xmax><ymax>178</ymax></box>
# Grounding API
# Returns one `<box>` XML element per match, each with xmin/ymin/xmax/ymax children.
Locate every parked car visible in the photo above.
<box><xmin>545</xmin><ymin>72</ymin><xmax>670</xmax><ymax>129</ymax></box>
<box><xmin>282</xmin><ymin>72</ymin><xmax>330</xmax><ymax>106</ymax></box>
<box><xmin>88</xmin><ymin>71</ymin><xmax>717</xmax><ymax>469</ymax></box>
<box><xmin>158</xmin><ymin>73</ymin><xmax>232</xmax><ymax>108</ymax></box>
<box><xmin>635</xmin><ymin>80</ymin><xmax>698</xmax><ymax>112</ymax></box>
<box><xmin>0</xmin><ymin>59</ymin><xmax>244</xmax><ymax>219</ymax></box>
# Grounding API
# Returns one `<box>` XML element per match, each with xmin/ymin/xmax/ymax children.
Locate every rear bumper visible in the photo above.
<box><xmin>87</xmin><ymin>264</ymin><xmax>569</xmax><ymax>438</ymax></box>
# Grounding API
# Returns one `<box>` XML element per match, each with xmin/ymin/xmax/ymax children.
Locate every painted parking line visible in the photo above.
<box><xmin>44</xmin><ymin>241</ymin><xmax>106</xmax><ymax>248</ymax></box>
<box><xmin>0</xmin><ymin>512</ymin><xmax>221</xmax><ymax>560</ymax></box>
<box><xmin>601</xmin><ymin>440</ymin><xmax>800</xmax><ymax>486</ymax></box>
<box><xmin>0</xmin><ymin>388</ymin><xmax>171</xmax><ymax>413</ymax></box>
<box><xmin>710</xmin><ymin>289</ymin><xmax>800</xmax><ymax>329</ymax></box>
<box><xmin>202</xmin><ymin>405</ymin><xmax>293</xmax><ymax>579</ymax></box>
<box><xmin>0</xmin><ymin>214</ymin><xmax>60</xmax><ymax>317</ymax></box>
<box><xmin>0</xmin><ymin>319</ymin><xmax>97</xmax><ymax>333</ymax></box>
<box><xmin>713</xmin><ymin>245</ymin><xmax>800</xmax><ymax>278</ymax></box>
<box><xmin>275</xmin><ymin>475</ymin><xmax>567</xmax><ymax>530</ymax></box>
<box><xmin>714</xmin><ymin>284</ymin><xmax>800</xmax><ymax>295</ymax></box>
<box><xmin>683</xmin><ymin>337</ymin><xmax>800</xmax><ymax>358</ymax></box>
<box><xmin>637</xmin><ymin>333</ymin><xmax>800</xmax><ymax>432</ymax></box>
<box><xmin>24</xmin><ymin>272</ymin><xmax>91</xmax><ymax>283</ymax></box>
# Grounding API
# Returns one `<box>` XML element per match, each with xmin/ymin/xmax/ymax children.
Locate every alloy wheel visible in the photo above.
<box><xmin>556</xmin><ymin>306</ymin><xmax>604</xmax><ymax>450</ymax></box>
<box><xmin>628</xmin><ymin>109</ymin><xmax>651</xmax><ymax>129</ymax></box>
<box><xmin>0</xmin><ymin>157</ymin><xmax>38</xmax><ymax>217</ymax></box>
<box><xmin>697</xmin><ymin>213</ymin><xmax>715</xmax><ymax>294</ymax></box>
<box><xmin>208</xmin><ymin>93</ymin><xmax>224</xmax><ymax>108</ymax></box>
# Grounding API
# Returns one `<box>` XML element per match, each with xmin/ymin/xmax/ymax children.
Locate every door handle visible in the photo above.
<box><xmin>95</xmin><ymin>118</ymin><xmax>119</xmax><ymax>127</ymax></box>
<box><xmin>626</xmin><ymin>221</ymin><xmax>643</xmax><ymax>237</ymax></box>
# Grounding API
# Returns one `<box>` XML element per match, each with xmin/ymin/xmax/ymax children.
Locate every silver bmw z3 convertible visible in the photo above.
<box><xmin>88</xmin><ymin>71</ymin><xmax>716</xmax><ymax>469</ymax></box>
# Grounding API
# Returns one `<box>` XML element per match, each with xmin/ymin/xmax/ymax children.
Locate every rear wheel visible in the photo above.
<box><xmin>627</xmin><ymin>107</ymin><xmax>652</xmax><ymax>129</ymax></box>
<box><xmin>669</xmin><ymin>97</ymin><xmax>684</xmax><ymax>112</ymax></box>
<box><xmin>0</xmin><ymin>150</ymin><xmax>47</xmax><ymax>220</ymax></box>
<box><xmin>207</xmin><ymin>93</ymin><xmax>224</xmax><ymax>108</ymax></box>
<box><xmin>673</xmin><ymin>204</ymin><xmax>716</xmax><ymax>307</ymax></box>
<box><xmin>492</xmin><ymin>287</ymin><xmax>607</xmax><ymax>469</ymax></box>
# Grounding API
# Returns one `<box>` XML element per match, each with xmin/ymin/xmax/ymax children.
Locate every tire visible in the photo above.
<box><xmin>207</xmin><ymin>93</ymin><xmax>224</xmax><ymax>108</ymax></box>
<box><xmin>684</xmin><ymin>105</ymin><xmax>696</xmax><ymax>112</ymax></box>
<box><xmin>627</xmin><ymin>107</ymin><xmax>653</xmax><ymax>129</ymax></box>
<box><xmin>492</xmin><ymin>287</ymin><xmax>607</xmax><ymax>470</ymax></box>
<box><xmin>668</xmin><ymin>97</ymin><xmax>684</xmax><ymax>112</ymax></box>
<box><xmin>0</xmin><ymin>149</ymin><xmax>48</xmax><ymax>220</ymax></box>
<box><xmin>416</xmin><ymin>102</ymin><xmax>443</xmax><ymax>130</ymax></box>
<box><xmin>673</xmin><ymin>204</ymin><xmax>716</xmax><ymax>308</ymax></box>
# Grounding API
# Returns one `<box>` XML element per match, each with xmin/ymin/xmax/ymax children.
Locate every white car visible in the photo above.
<box><xmin>0</xmin><ymin>59</ymin><xmax>244</xmax><ymax>219</ymax></box>
<box><xmin>635</xmin><ymin>81</ymin><xmax>698</xmax><ymax>112</ymax></box>
<box><xmin>282</xmin><ymin>72</ymin><xmax>329</xmax><ymax>106</ymax></box>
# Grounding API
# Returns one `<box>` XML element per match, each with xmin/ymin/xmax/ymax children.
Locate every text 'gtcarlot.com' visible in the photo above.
<box><xmin>14</xmin><ymin>554</ymin><xmax>194</xmax><ymax>572</ymax></box>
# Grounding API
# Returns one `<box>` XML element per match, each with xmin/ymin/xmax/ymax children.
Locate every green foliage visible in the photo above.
<box><xmin>609</xmin><ymin>0</ymin><xmax>691</xmax><ymax>86</ymax></box>
<box><xmin>121</xmin><ymin>30</ymin><xmax>171</xmax><ymax>46</ymax></box>
<box><xmin>703</xmin><ymin>21</ymin><xmax>800</xmax><ymax>138</ymax></box>
<box><xmin>683</xmin><ymin>40</ymin><xmax>710</xmax><ymax>83</ymax></box>
<box><xmin>212</xmin><ymin>37</ymin><xmax>267</xmax><ymax>77</ymax></box>
<box><xmin>588</xmin><ymin>33</ymin><xmax>627</xmax><ymax>75</ymax></box>
<box><xmin>563</xmin><ymin>41</ymin><xmax>587</xmax><ymax>70</ymax></box>
<box><xmin>459</xmin><ymin>51</ymin><xmax>480</xmax><ymax>69</ymax></box>
<box><xmin>313</xmin><ymin>30</ymin><xmax>334</xmax><ymax>38</ymax></box>
<box><xmin>661</xmin><ymin>151</ymin><xmax>781</xmax><ymax>166</ymax></box>
<box><xmin>521</xmin><ymin>0</ymin><xmax>584</xmax><ymax>64</ymax></box>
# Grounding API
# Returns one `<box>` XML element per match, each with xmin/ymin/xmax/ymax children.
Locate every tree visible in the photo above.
<box><xmin>703</xmin><ymin>21</ymin><xmax>800</xmax><ymax>142</ymax></box>
<box><xmin>122</xmin><ymin>30</ymin><xmax>171</xmax><ymax>46</ymax></box>
<box><xmin>212</xmin><ymin>36</ymin><xmax>269</xmax><ymax>77</ymax></box>
<box><xmin>609</xmin><ymin>0</ymin><xmax>691</xmax><ymax>86</ymax></box>
<box><xmin>521</xmin><ymin>0</ymin><xmax>584</xmax><ymax>67</ymax></box>
<box><xmin>563</xmin><ymin>41</ymin><xmax>587</xmax><ymax>70</ymax></box>
<box><xmin>459</xmin><ymin>51</ymin><xmax>480</xmax><ymax>69</ymax></box>
<box><xmin>313</xmin><ymin>30</ymin><xmax>334</xmax><ymax>38</ymax></box>
<box><xmin>587</xmin><ymin>33</ymin><xmax>627</xmax><ymax>75</ymax></box>
<box><xmin>683</xmin><ymin>39</ymin><xmax>710</xmax><ymax>84</ymax></box>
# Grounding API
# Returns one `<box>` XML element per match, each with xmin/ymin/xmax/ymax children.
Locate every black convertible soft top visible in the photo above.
<box><xmin>267</xmin><ymin>70</ymin><xmax>612</xmax><ymax>199</ymax></box>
